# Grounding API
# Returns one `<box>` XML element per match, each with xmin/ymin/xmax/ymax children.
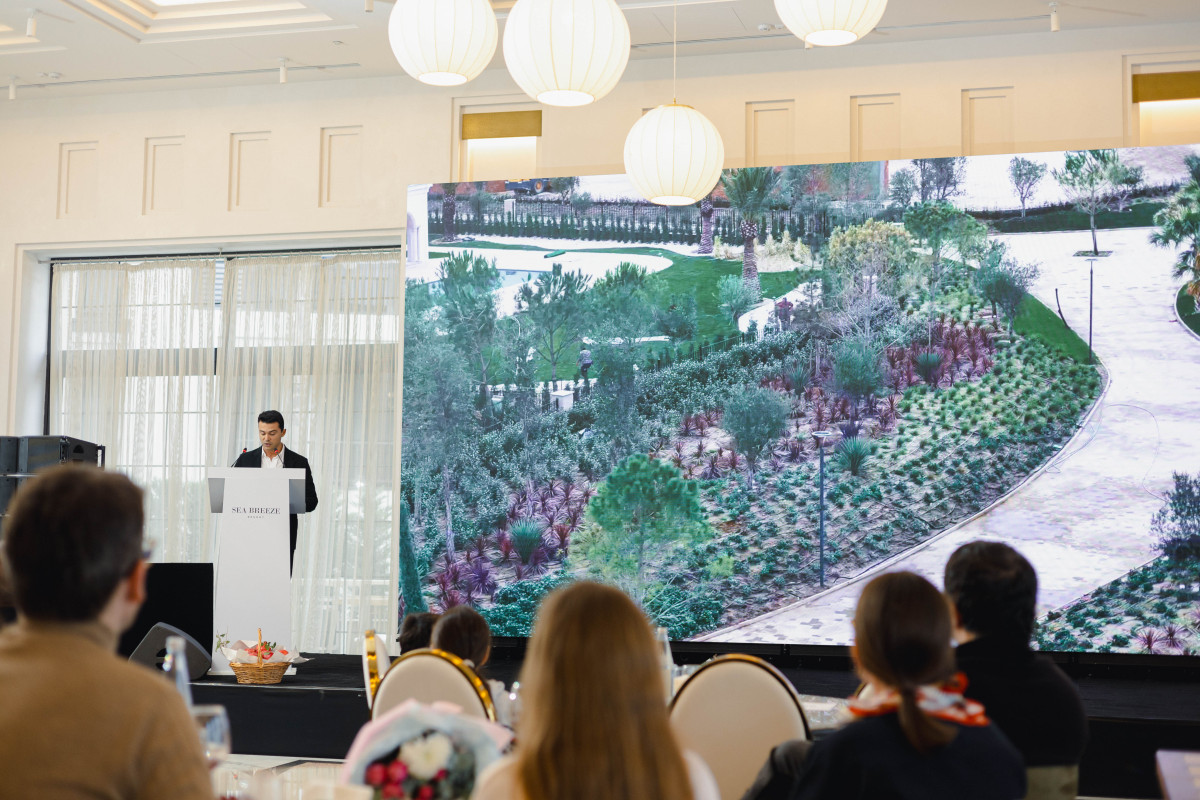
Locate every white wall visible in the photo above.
<box><xmin>3</xmin><ymin>21</ymin><xmax>1200</xmax><ymax>432</ymax></box>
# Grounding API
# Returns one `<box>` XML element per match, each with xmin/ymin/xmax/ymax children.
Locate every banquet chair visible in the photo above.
<box><xmin>362</xmin><ymin>629</ymin><xmax>393</xmax><ymax>710</ymax></box>
<box><xmin>370</xmin><ymin>647</ymin><xmax>496</xmax><ymax>721</ymax></box>
<box><xmin>1025</xmin><ymin>764</ymin><xmax>1079</xmax><ymax>800</ymax></box>
<box><xmin>670</xmin><ymin>654</ymin><xmax>811</xmax><ymax>800</ymax></box>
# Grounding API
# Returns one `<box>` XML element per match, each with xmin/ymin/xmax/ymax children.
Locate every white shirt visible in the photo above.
<box><xmin>472</xmin><ymin>750</ymin><xmax>719</xmax><ymax>800</ymax></box>
<box><xmin>261</xmin><ymin>444</ymin><xmax>286</xmax><ymax>469</ymax></box>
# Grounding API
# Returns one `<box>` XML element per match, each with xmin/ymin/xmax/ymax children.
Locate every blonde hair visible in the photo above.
<box><xmin>516</xmin><ymin>581</ymin><xmax>693</xmax><ymax>800</ymax></box>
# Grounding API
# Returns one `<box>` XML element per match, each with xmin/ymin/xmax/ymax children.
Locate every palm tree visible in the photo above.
<box><xmin>439</xmin><ymin>182</ymin><xmax>458</xmax><ymax>242</ymax></box>
<box><xmin>721</xmin><ymin>167</ymin><xmax>780</xmax><ymax>295</ymax></box>
<box><xmin>698</xmin><ymin>194</ymin><xmax>715</xmax><ymax>254</ymax></box>
<box><xmin>1151</xmin><ymin>181</ymin><xmax>1200</xmax><ymax>311</ymax></box>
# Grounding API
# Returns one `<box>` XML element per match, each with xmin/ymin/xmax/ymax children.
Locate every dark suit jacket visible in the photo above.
<box><xmin>231</xmin><ymin>447</ymin><xmax>318</xmax><ymax>569</ymax></box>
<box><xmin>956</xmin><ymin>636</ymin><xmax>1088</xmax><ymax>767</ymax></box>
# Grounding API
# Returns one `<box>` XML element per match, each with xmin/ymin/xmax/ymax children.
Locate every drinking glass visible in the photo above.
<box><xmin>191</xmin><ymin>704</ymin><xmax>232</xmax><ymax>770</ymax></box>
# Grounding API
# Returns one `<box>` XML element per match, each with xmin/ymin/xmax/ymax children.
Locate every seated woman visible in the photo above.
<box><xmin>744</xmin><ymin>571</ymin><xmax>1026</xmax><ymax>800</ymax></box>
<box><xmin>398</xmin><ymin>611</ymin><xmax>438</xmax><ymax>653</ymax></box>
<box><xmin>472</xmin><ymin>581</ymin><xmax>719</xmax><ymax>800</ymax></box>
<box><xmin>430</xmin><ymin>605</ymin><xmax>512</xmax><ymax>726</ymax></box>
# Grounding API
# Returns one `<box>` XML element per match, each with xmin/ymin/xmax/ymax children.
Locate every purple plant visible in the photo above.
<box><xmin>1136</xmin><ymin>627</ymin><xmax>1162</xmax><ymax>654</ymax></box>
<box><xmin>467</xmin><ymin>558</ymin><xmax>497</xmax><ymax>596</ymax></box>
<box><xmin>1162</xmin><ymin>623</ymin><xmax>1189</xmax><ymax>651</ymax></box>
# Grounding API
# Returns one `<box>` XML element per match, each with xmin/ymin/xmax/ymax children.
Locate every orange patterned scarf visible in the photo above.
<box><xmin>847</xmin><ymin>673</ymin><xmax>990</xmax><ymax>727</ymax></box>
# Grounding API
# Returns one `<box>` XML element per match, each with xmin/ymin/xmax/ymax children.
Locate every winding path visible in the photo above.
<box><xmin>700</xmin><ymin>227</ymin><xmax>1200</xmax><ymax>645</ymax></box>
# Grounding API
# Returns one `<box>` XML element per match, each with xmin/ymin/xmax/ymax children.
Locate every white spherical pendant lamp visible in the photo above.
<box><xmin>503</xmin><ymin>0</ymin><xmax>631</xmax><ymax>107</ymax></box>
<box><xmin>388</xmin><ymin>0</ymin><xmax>498</xmax><ymax>86</ymax></box>
<box><xmin>624</xmin><ymin>104</ymin><xmax>724</xmax><ymax>206</ymax></box>
<box><xmin>774</xmin><ymin>0</ymin><xmax>888</xmax><ymax>46</ymax></box>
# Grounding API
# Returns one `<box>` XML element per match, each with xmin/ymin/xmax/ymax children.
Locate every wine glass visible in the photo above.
<box><xmin>191</xmin><ymin>704</ymin><xmax>232</xmax><ymax>770</ymax></box>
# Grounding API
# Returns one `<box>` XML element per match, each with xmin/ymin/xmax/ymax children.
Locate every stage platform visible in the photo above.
<box><xmin>193</xmin><ymin>647</ymin><xmax>1200</xmax><ymax>800</ymax></box>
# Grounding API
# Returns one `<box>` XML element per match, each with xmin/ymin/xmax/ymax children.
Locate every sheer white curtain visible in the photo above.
<box><xmin>49</xmin><ymin>258</ymin><xmax>218</xmax><ymax>563</ymax></box>
<box><xmin>216</xmin><ymin>251</ymin><xmax>400</xmax><ymax>653</ymax></box>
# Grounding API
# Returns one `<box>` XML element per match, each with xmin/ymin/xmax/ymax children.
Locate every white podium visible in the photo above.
<box><xmin>207</xmin><ymin>467</ymin><xmax>307</xmax><ymax>673</ymax></box>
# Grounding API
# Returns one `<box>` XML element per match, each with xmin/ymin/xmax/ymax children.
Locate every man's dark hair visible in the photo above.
<box><xmin>432</xmin><ymin>605</ymin><xmax>491</xmax><ymax>667</ymax></box>
<box><xmin>399</xmin><ymin>611</ymin><xmax>439</xmax><ymax>652</ymax></box>
<box><xmin>258</xmin><ymin>410</ymin><xmax>286</xmax><ymax>430</ymax></box>
<box><xmin>944</xmin><ymin>541</ymin><xmax>1038</xmax><ymax>643</ymax></box>
<box><xmin>1</xmin><ymin>465</ymin><xmax>144</xmax><ymax>622</ymax></box>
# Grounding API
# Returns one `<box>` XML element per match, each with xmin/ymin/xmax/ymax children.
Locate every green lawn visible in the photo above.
<box><xmin>1176</xmin><ymin>284</ymin><xmax>1200</xmax><ymax>337</ymax></box>
<box><xmin>985</xmin><ymin>201</ymin><xmax>1164</xmax><ymax>234</ymax></box>
<box><xmin>1013</xmin><ymin>294</ymin><xmax>1093</xmax><ymax>363</ymax></box>
<box><xmin>445</xmin><ymin>241</ymin><xmax>809</xmax><ymax>343</ymax></box>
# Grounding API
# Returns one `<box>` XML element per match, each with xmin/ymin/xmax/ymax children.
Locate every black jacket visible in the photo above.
<box><xmin>782</xmin><ymin>714</ymin><xmax>1025</xmax><ymax>800</ymax></box>
<box><xmin>956</xmin><ymin>636</ymin><xmax>1088</xmax><ymax>767</ymax></box>
<box><xmin>231</xmin><ymin>447</ymin><xmax>318</xmax><ymax>568</ymax></box>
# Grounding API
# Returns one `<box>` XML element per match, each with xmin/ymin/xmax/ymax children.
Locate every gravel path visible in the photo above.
<box><xmin>699</xmin><ymin>227</ymin><xmax>1200</xmax><ymax>645</ymax></box>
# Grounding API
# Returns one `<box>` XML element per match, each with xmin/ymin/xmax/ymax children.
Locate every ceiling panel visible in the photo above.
<box><xmin>0</xmin><ymin>0</ymin><xmax>1194</xmax><ymax>98</ymax></box>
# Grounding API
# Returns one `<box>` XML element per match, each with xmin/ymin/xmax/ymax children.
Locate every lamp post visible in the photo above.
<box><xmin>1087</xmin><ymin>257</ymin><xmax>1097</xmax><ymax>364</ymax></box>
<box><xmin>812</xmin><ymin>429</ymin><xmax>833</xmax><ymax>588</ymax></box>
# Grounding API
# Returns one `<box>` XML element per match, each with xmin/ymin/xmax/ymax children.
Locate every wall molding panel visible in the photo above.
<box><xmin>56</xmin><ymin>141</ymin><xmax>99</xmax><ymax>220</ymax></box>
<box><xmin>143</xmin><ymin>135</ymin><xmax>186</xmax><ymax>215</ymax></box>
<box><xmin>850</xmin><ymin>94</ymin><xmax>901</xmax><ymax>162</ymax></box>
<box><xmin>228</xmin><ymin>131</ymin><xmax>273</xmax><ymax>212</ymax></box>
<box><xmin>962</xmin><ymin>86</ymin><xmax>1015</xmax><ymax>156</ymax></box>
<box><xmin>319</xmin><ymin>126</ymin><xmax>364</xmax><ymax>209</ymax></box>
<box><xmin>745</xmin><ymin>100</ymin><xmax>795</xmax><ymax>167</ymax></box>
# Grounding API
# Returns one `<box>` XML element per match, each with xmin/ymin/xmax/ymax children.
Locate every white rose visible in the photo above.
<box><xmin>400</xmin><ymin>733</ymin><xmax>453</xmax><ymax>781</ymax></box>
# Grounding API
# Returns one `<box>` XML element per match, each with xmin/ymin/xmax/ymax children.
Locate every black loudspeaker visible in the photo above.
<box><xmin>119</xmin><ymin>563</ymin><xmax>214</xmax><ymax>659</ymax></box>
<box><xmin>0</xmin><ymin>475</ymin><xmax>29</xmax><ymax>517</ymax></box>
<box><xmin>0</xmin><ymin>436</ymin><xmax>18</xmax><ymax>473</ymax></box>
<box><xmin>129</xmin><ymin>622</ymin><xmax>211</xmax><ymax>680</ymax></box>
<box><xmin>18</xmin><ymin>436</ymin><xmax>103</xmax><ymax>473</ymax></box>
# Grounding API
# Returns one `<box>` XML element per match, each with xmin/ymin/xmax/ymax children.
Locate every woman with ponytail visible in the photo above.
<box><xmin>743</xmin><ymin>572</ymin><xmax>1025</xmax><ymax>800</ymax></box>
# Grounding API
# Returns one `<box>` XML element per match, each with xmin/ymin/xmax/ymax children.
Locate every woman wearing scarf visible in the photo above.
<box><xmin>743</xmin><ymin>571</ymin><xmax>1026</xmax><ymax>800</ymax></box>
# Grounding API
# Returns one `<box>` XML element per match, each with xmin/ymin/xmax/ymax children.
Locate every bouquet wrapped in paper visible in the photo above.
<box><xmin>342</xmin><ymin>700</ymin><xmax>512</xmax><ymax>799</ymax></box>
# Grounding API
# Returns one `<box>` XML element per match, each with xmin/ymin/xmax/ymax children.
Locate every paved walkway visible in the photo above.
<box><xmin>700</xmin><ymin>227</ymin><xmax>1200</xmax><ymax>645</ymax></box>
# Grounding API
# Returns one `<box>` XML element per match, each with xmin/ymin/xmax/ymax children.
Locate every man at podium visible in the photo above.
<box><xmin>232</xmin><ymin>410</ymin><xmax>318</xmax><ymax>570</ymax></box>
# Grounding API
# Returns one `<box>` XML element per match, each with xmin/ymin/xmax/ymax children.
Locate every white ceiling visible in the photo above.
<box><xmin>1</xmin><ymin>0</ymin><xmax>1198</xmax><ymax>97</ymax></box>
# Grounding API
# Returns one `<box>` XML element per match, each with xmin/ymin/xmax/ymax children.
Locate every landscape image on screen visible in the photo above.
<box><xmin>399</xmin><ymin>144</ymin><xmax>1200</xmax><ymax>655</ymax></box>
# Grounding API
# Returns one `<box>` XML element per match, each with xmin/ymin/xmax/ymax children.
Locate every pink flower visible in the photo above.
<box><xmin>365</xmin><ymin>764</ymin><xmax>386</xmax><ymax>787</ymax></box>
<box><xmin>435</xmin><ymin>769</ymin><xmax>448</xmax><ymax>781</ymax></box>
<box><xmin>387</xmin><ymin>760</ymin><xmax>409</xmax><ymax>783</ymax></box>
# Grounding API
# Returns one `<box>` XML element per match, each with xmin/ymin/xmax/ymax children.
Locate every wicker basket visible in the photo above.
<box><xmin>230</xmin><ymin>660</ymin><xmax>289</xmax><ymax>685</ymax></box>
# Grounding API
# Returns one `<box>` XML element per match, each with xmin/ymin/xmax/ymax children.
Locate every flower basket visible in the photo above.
<box><xmin>221</xmin><ymin>627</ymin><xmax>307</xmax><ymax>685</ymax></box>
<box><xmin>229</xmin><ymin>660</ymin><xmax>289</xmax><ymax>685</ymax></box>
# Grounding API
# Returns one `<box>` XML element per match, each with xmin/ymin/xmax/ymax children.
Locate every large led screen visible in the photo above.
<box><xmin>400</xmin><ymin>144</ymin><xmax>1200</xmax><ymax>655</ymax></box>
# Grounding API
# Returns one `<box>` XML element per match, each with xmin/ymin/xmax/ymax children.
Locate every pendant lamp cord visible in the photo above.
<box><xmin>672</xmin><ymin>0</ymin><xmax>677</xmax><ymax>103</ymax></box>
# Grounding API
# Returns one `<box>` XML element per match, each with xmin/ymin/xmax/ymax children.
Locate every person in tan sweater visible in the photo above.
<box><xmin>0</xmin><ymin>464</ymin><xmax>213</xmax><ymax>800</ymax></box>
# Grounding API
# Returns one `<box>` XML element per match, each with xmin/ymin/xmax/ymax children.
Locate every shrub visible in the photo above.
<box><xmin>481</xmin><ymin>572</ymin><xmax>574</xmax><ymax>636</ymax></box>
<box><xmin>836</xmin><ymin>437</ymin><xmax>873</xmax><ymax>476</ymax></box>
<box><xmin>510</xmin><ymin>518</ymin><xmax>545</xmax><ymax>564</ymax></box>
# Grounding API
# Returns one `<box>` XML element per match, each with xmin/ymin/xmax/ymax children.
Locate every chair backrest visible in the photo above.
<box><xmin>371</xmin><ymin>648</ymin><xmax>496</xmax><ymax>721</ymax></box>
<box><xmin>670</xmin><ymin>654</ymin><xmax>811</xmax><ymax>800</ymax></box>
<box><xmin>362</xmin><ymin>629</ymin><xmax>393</xmax><ymax>709</ymax></box>
<box><xmin>1025</xmin><ymin>765</ymin><xmax>1079</xmax><ymax>800</ymax></box>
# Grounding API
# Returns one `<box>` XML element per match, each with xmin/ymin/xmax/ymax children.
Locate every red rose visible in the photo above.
<box><xmin>365</xmin><ymin>764</ymin><xmax>386</xmax><ymax>787</ymax></box>
<box><xmin>435</xmin><ymin>769</ymin><xmax>448</xmax><ymax>781</ymax></box>
<box><xmin>387</xmin><ymin>761</ymin><xmax>409</xmax><ymax>782</ymax></box>
<box><xmin>382</xmin><ymin>784</ymin><xmax>403</xmax><ymax>799</ymax></box>
<box><xmin>417</xmin><ymin>786</ymin><xmax>435</xmax><ymax>800</ymax></box>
